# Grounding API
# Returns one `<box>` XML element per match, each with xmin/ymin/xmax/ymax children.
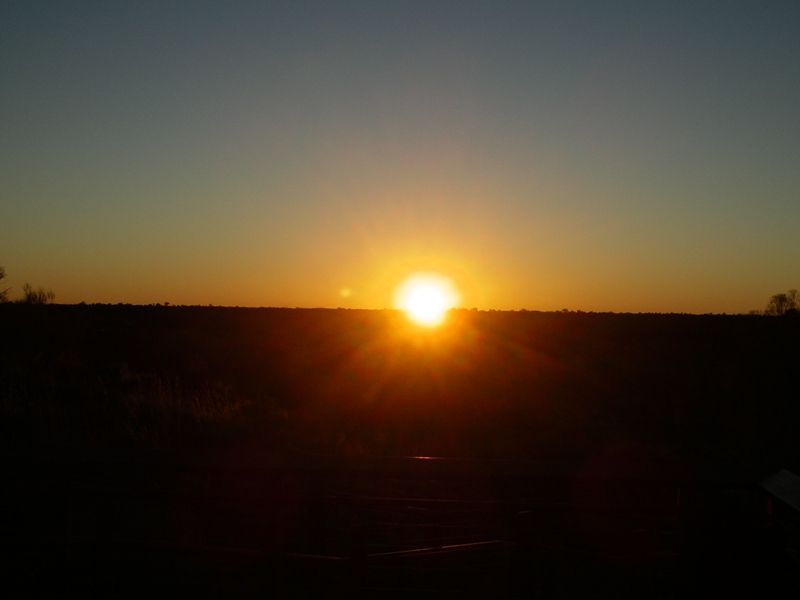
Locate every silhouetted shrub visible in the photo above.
<box><xmin>0</xmin><ymin>266</ymin><xmax>8</xmax><ymax>303</ymax></box>
<box><xmin>20</xmin><ymin>283</ymin><xmax>55</xmax><ymax>305</ymax></box>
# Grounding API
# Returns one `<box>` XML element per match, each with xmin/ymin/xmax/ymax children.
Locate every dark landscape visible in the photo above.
<box><xmin>3</xmin><ymin>305</ymin><xmax>798</xmax><ymax>595</ymax></box>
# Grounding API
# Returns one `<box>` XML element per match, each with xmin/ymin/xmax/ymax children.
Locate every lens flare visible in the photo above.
<box><xmin>394</xmin><ymin>272</ymin><xmax>460</xmax><ymax>327</ymax></box>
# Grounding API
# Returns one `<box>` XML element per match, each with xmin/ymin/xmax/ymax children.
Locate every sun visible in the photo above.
<box><xmin>394</xmin><ymin>272</ymin><xmax>460</xmax><ymax>327</ymax></box>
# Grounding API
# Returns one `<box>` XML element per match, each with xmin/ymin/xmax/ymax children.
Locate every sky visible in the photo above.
<box><xmin>2</xmin><ymin>1</ymin><xmax>799</xmax><ymax>312</ymax></box>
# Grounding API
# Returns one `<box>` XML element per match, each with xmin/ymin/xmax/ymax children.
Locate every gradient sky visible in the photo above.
<box><xmin>2</xmin><ymin>1</ymin><xmax>799</xmax><ymax>312</ymax></box>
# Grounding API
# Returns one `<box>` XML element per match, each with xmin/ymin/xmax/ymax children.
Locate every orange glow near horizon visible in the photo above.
<box><xmin>394</xmin><ymin>272</ymin><xmax>460</xmax><ymax>327</ymax></box>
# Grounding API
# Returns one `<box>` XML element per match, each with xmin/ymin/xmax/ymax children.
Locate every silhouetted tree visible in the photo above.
<box><xmin>20</xmin><ymin>282</ymin><xmax>55</xmax><ymax>305</ymax></box>
<box><xmin>765</xmin><ymin>289</ymin><xmax>799</xmax><ymax>316</ymax></box>
<box><xmin>0</xmin><ymin>266</ymin><xmax>8</xmax><ymax>302</ymax></box>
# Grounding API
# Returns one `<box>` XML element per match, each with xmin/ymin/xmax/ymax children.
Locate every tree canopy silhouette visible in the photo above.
<box><xmin>765</xmin><ymin>289</ymin><xmax>799</xmax><ymax>316</ymax></box>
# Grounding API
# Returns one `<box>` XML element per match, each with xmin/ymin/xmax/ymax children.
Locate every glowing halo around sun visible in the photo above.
<box><xmin>393</xmin><ymin>272</ymin><xmax>460</xmax><ymax>327</ymax></box>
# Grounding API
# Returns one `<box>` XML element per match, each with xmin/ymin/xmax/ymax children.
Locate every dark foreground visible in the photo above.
<box><xmin>4</xmin><ymin>451</ymin><xmax>798</xmax><ymax>597</ymax></box>
<box><xmin>2</xmin><ymin>305</ymin><xmax>799</xmax><ymax>595</ymax></box>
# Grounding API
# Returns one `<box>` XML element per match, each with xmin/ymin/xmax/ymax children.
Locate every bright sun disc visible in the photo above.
<box><xmin>394</xmin><ymin>272</ymin><xmax>460</xmax><ymax>327</ymax></box>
